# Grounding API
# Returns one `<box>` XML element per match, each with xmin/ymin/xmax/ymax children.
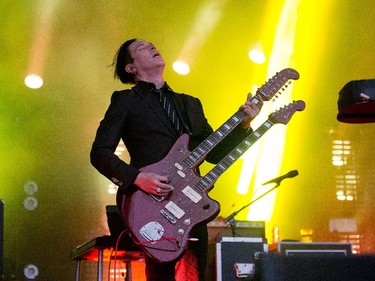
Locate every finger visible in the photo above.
<box><xmin>157</xmin><ymin>175</ymin><xmax>170</xmax><ymax>183</ymax></box>
<box><xmin>154</xmin><ymin>186</ymin><xmax>167</xmax><ymax>196</ymax></box>
<box><xmin>154</xmin><ymin>182</ymin><xmax>174</xmax><ymax>194</ymax></box>
<box><xmin>249</xmin><ymin>102</ymin><xmax>259</xmax><ymax>111</ymax></box>
<box><xmin>159</xmin><ymin>183</ymin><xmax>174</xmax><ymax>191</ymax></box>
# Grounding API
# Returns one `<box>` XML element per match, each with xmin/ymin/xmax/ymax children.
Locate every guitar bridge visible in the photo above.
<box><xmin>139</xmin><ymin>221</ymin><xmax>164</xmax><ymax>244</ymax></box>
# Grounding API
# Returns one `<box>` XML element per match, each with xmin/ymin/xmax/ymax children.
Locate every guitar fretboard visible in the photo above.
<box><xmin>182</xmin><ymin>110</ymin><xmax>246</xmax><ymax>167</ymax></box>
<box><xmin>195</xmin><ymin>119</ymin><xmax>275</xmax><ymax>192</ymax></box>
<box><xmin>181</xmin><ymin>69</ymin><xmax>298</xmax><ymax>169</ymax></box>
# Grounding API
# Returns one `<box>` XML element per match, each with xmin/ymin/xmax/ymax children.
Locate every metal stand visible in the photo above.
<box><xmin>224</xmin><ymin>181</ymin><xmax>283</xmax><ymax>235</ymax></box>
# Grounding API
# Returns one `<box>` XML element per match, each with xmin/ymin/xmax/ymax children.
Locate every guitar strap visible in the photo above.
<box><xmin>172</xmin><ymin>94</ymin><xmax>192</xmax><ymax>136</ymax></box>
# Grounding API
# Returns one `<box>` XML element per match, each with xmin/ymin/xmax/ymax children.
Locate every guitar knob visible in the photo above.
<box><xmin>178</xmin><ymin>229</ymin><xmax>184</xmax><ymax>235</ymax></box>
<box><xmin>184</xmin><ymin>218</ymin><xmax>191</xmax><ymax>225</ymax></box>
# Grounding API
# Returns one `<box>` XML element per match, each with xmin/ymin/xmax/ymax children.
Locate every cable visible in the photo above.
<box><xmin>113</xmin><ymin>229</ymin><xmax>129</xmax><ymax>281</ymax></box>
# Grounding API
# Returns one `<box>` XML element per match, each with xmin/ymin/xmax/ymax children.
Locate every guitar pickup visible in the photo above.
<box><xmin>165</xmin><ymin>201</ymin><xmax>185</xmax><ymax>219</ymax></box>
<box><xmin>182</xmin><ymin>186</ymin><xmax>202</xmax><ymax>203</ymax></box>
<box><xmin>160</xmin><ymin>209</ymin><xmax>177</xmax><ymax>224</ymax></box>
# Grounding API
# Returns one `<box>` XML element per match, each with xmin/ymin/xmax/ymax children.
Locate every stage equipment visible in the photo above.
<box><xmin>337</xmin><ymin>79</ymin><xmax>375</xmax><ymax>123</ymax></box>
<box><xmin>208</xmin><ymin>220</ymin><xmax>265</xmax><ymax>241</ymax></box>
<box><xmin>206</xmin><ymin>220</ymin><xmax>266</xmax><ymax>281</ymax></box>
<box><xmin>262</xmin><ymin>170</ymin><xmax>298</xmax><ymax>186</ymax></box>
<box><xmin>71</xmin><ymin>205</ymin><xmax>144</xmax><ymax>281</ymax></box>
<box><xmin>223</xmin><ymin>170</ymin><xmax>298</xmax><ymax>228</ymax></box>
<box><xmin>216</xmin><ymin>237</ymin><xmax>267</xmax><ymax>281</ymax></box>
<box><xmin>259</xmin><ymin>253</ymin><xmax>375</xmax><ymax>281</ymax></box>
<box><xmin>278</xmin><ymin>241</ymin><xmax>352</xmax><ymax>256</ymax></box>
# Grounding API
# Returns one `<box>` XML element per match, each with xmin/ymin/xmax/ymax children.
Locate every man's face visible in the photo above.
<box><xmin>127</xmin><ymin>39</ymin><xmax>165</xmax><ymax>72</ymax></box>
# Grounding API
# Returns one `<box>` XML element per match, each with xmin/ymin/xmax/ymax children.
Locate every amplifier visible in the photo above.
<box><xmin>278</xmin><ymin>241</ymin><xmax>352</xmax><ymax>256</ymax></box>
<box><xmin>208</xmin><ymin>220</ymin><xmax>265</xmax><ymax>242</ymax></box>
<box><xmin>216</xmin><ymin>237</ymin><xmax>268</xmax><ymax>281</ymax></box>
<box><xmin>206</xmin><ymin>220</ymin><xmax>266</xmax><ymax>281</ymax></box>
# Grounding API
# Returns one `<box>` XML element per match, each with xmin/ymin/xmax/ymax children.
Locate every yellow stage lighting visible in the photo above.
<box><xmin>248</xmin><ymin>49</ymin><xmax>266</xmax><ymax>64</ymax></box>
<box><xmin>172</xmin><ymin>60</ymin><xmax>190</xmax><ymax>75</ymax></box>
<box><xmin>238</xmin><ymin>0</ymin><xmax>302</xmax><ymax>229</ymax></box>
<box><xmin>24</xmin><ymin>74</ymin><xmax>44</xmax><ymax>89</ymax></box>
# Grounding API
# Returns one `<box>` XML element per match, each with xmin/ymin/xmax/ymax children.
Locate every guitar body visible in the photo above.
<box><xmin>116</xmin><ymin>134</ymin><xmax>221</xmax><ymax>263</ymax></box>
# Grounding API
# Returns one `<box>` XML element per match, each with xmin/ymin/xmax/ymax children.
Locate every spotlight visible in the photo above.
<box><xmin>23</xmin><ymin>197</ymin><xmax>38</xmax><ymax>211</ymax></box>
<box><xmin>23</xmin><ymin>181</ymin><xmax>38</xmax><ymax>195</ymax></box>
<box><xmin>24</xmin><ymin>74</ymin><xmax>43</xmax><ymax>89</ymax></box>
<box><xmin>248</xmin><ymin>49</ymin><xmax>266</xmax><ymax>64</ymax></box>
<box><xmin>24</xmin><ymin>264</ymin><xmax>39</xmax><ymax>279</ymax></box>
<box><xmin>172</xmin><ymin>60</ymin><xmax>190</xmax><ymax>75</ymax></box>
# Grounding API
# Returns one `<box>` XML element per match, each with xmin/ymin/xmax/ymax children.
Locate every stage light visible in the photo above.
<box><xmin>23</xmin><ymin>181</ymin><xmax>38</xmax><ymax>195</ymax></box>
<box><xmin>25</xmin><ymin>0</ymin><xmax>59</xmax><ymax>91</ymax></box>
<box><xmin>175</xmin><ymin>0</ymin><xmax>226</xmax><ymax>74</ymax></box>
<box><xmin>24</xmin><ymin>264</ymin><xmax>39</xmax><ymax>279</ymax></box>
<box><xmin>172</xmin><ymin>60</ymin><xmax>190</xmax><ymax>75</ymax></box>
<box><xmin>248</xmin><ymin>49</ymin><xmax>266</xmax><ymax>64</ymax></box>
<box><xmin>240</xmin><ymin>0</ymin><xmax>300</xmax><ymax>225</ymax></box>
<box><xmin>23</xmin><ymin>197</ymin><xmax>38</xmax><ymax>211</ymax></box>
<box><xmin>24</xmin><ymin>74</ymin><xmax>43</xmax><ymax>89</ymax></box>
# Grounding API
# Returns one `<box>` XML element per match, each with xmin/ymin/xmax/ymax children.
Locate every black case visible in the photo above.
<box><xmin>216</xmin><ymin>237</ymin><xmax>267</xmax><ymax>281</ymax></box>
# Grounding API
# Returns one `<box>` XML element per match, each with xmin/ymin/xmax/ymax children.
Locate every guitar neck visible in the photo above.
<box><xmin>183</xmin><ymin>96</ymin><xmax>262</xmax><ymax>168</ymax></box>
<box><xmin>195</xmin><ymin>119</ymin><xmax>275</xmax><ymax>192</ymax></box>
<box><xmin>194</xmin><ymin>99</ymin><xmax>306</xmax><ymax>192</ymax></box>
<box><xmin>182</xmin><ymin>110</ymin><xmax>243</xmax><ymax>167</ymax></box>
<box><xmin>181</xmin><ymin>68</ymin><xmax>299</xmax><ymax>169</ymax></box>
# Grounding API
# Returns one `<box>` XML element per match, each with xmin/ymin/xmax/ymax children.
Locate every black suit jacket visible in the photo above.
<box><xmin>90</xmin><ymin>82</ymin><xmax>251</xmax><ymax>191</ymax></box>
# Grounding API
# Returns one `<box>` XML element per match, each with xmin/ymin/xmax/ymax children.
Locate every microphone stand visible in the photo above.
<box><xmin>223</xmin><ymin>181</ymin><xmax>283</xmax><ymax>237</ymax></box>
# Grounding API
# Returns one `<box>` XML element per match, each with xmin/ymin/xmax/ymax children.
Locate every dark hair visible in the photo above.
<box><xmin>112</xmin><ymin>38</ymin><xmax>137</xmax><ymax>84</ymax></box>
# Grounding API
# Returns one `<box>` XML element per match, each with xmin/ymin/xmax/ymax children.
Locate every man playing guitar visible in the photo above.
<box><xmin>90</xmin><ymin>38</ymin><xmax>262</xmax><ymax>281</ymax></box>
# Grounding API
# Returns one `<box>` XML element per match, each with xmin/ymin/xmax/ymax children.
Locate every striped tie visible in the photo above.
<box><xmin>159</xmin><ymin>90</ymin><xmax>183</xmax><ymax>134</ymax></box>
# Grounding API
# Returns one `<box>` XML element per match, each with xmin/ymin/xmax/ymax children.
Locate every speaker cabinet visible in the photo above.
<box><xmin>216</xmin><ymin>237</ymin><xmax>268</xmax><ymax>281</ymax></box>
<box><xmin>208</xmin><ymin>220</ymin><xmax>265</xmax><ymax>242</ymax></box>
<box><xmin>278</xmin><ymin>241</ymin><xmax>352</xmax><ymax>256</ymax></box>
<box><xmin>205</xmin><ymin>220</ymin><xmax>266</xmax><ymax>280</ymax></box>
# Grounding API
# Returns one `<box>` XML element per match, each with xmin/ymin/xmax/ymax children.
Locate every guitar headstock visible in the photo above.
<box><xmin>256</xmin><ymin>68</ymin><xmax>300</xmax><ymax>101</ymax></box>
<box><xmin>269</xmin><ymin>100</ymin><xmax>306</xmax><ymax>125</ymax></box>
